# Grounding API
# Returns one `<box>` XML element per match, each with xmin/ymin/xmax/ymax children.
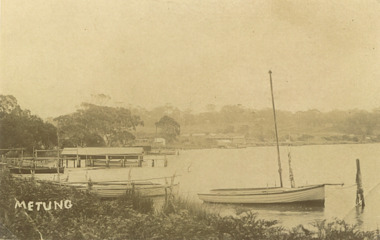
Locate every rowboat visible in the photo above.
<box><xmin>197</xmin><ymin>71</ymin><xmax>343</xmax><ymax>205</ymax></box>
<box><xmin>9</xmin><ymin>166</ymin><xmax>64</xmax><ymax>174</ymax></box>
<box><xmin>89</xmin><ymin>183</ymin><xmax>180</xmax><ymax>198</ymax></box>
<box><xmin>57</xmin><ymin>181</ymin><xmax>180</xmax><ymax>199</ymax></box>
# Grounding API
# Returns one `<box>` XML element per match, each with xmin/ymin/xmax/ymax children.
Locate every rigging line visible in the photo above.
<box><xmin>362</xmin><ymin>181</ymin><xmax>380</xmax><ymax>198</ymax></box>
<box><xmin>329</xmin><ymin>183</ymin><xmax>357</xmax><ymax>189</ymax></box>
<box><xmin>343</xmin><ymin>181</ymin><xmax>380</xmax><ymax>220</ymax></box>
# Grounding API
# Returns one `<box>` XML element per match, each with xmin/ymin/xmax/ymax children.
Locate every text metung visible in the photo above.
<box><xmin>15</xmin><ymin>200</ymin><xmax>73</xmax><ymax>211</ymax></box>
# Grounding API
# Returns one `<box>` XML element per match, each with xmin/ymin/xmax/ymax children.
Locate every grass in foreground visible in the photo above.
<box><xmin>0</xmin><ymin>170</ymin><xmax>378</xmax><ymax>240</ymax></box>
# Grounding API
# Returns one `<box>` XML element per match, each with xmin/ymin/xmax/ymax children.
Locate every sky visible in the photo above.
<box><xmin>1</xmin><ymin>0</ymin><xmax>380</xmax><ymax>118</ymax></box>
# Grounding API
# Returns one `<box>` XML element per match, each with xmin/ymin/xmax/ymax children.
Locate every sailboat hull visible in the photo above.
<box><xmin>198</xmin><ymin>184</ymin><xmax>325</xmax><ymax>205</ymax></box>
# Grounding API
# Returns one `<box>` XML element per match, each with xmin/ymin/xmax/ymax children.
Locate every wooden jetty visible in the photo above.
<box><xmin>1</xmin><ymin>148</ymin><xmax>64</xmax><ymax>174</ymax></box>
<box><xmin>60</xmin><ymin>147</ymin><xmax>145</xmax><ymax>168</ymax></box>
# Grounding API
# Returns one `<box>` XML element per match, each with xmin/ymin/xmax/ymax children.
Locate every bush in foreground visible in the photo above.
<box><xmin>0</xmin><ymin>170</ymin><xmax>378</xmax><ymax>240</ymax></box>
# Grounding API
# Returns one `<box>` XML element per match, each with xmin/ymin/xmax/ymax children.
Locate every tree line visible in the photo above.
<box><xmin>1</xmin><ymin>94</ymin><xmax>380</xmax><ymax>152</ymax></box>
<box><xmin>0</xmin><ymin>95</ymin><xmax>180</xmax><ymax>152</ymax></box>
<box><xmin>130</xmin><ymin>104</ymin><xmax>380</xmax><ymax>142</ymax></box>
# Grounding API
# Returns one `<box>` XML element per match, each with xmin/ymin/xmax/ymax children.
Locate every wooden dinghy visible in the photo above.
<box><xmin>89</xmin><ymin>182</ymin><xmax>180</xmax><ymax>198</ymax></box>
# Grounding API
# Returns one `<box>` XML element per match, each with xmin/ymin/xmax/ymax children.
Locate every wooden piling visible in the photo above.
<box><xmin>164</xmin><ymin>177</ymin><xmax>168</xmax><ymax>204</ymax></box>
<box><xmin>138</xmin><ymin>156</ymin><xmax>142</xmax><ymax>167</ymax></box>
<box><xmin>76</xmin><ymin>147</ymin><xmax>80</xmax><ymax>168</ymax></box>
<box><xmin>356</xmin><ymin>159</ymin><xmax>365</xmax><ymax>208</ymax></box>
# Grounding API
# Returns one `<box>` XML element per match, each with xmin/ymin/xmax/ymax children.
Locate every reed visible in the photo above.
<box><xmin>162</xmin><ymin>195</ymin><xmax>215</xmax><ymax>220</ymax></box>
<box><xmin>0</xmin><ymin>170</ymin><xmax>378</xmax><ymax>240</ymax></box>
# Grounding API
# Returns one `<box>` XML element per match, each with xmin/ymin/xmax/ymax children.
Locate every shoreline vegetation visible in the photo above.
<box><xmin>2</xmin><ymin>94</ymin><xmax>380</xmax><ymax>153</ymax></box>
<box><xmin>0</xmin><ymin>171</ymin><xmax>378</xmax><ymax>240</ymax></box>
<box><xmin>165</xmin><ymin>140</ymin><xmax>380</xmax><ymax>150</ymax></box>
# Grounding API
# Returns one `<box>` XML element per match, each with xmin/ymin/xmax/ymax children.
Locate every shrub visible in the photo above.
<box><xmin>0</xmin><ymin>170</ymin><xmax>378</xmax><ymax>240</ymax></box>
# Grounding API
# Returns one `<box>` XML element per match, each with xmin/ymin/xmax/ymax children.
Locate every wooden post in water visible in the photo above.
<box><xmin>57</xmin><ymin>131</ymin><xmax>61</xmax><ymax>183</ymax></box>
<box><xmin>164</xmin><ymin>155</ymin><xmax>168</xmax><ymax>167</ymax></box>
<box><xmin>77</xmin><ymin>147</ymin><xmax>81</xmax><ymax>168</ymax></box>
<box><xmin>20</xmin><ymin>149</ymin><xmax>24</xmax><ymax>167</ymax></box>
<box><xmin>269</xmin><ymin>70</ymin><xmax>283</xmax><ymax>188</ymax></box>
<box><xmin>138</xmin><ymin>156</ymin><xmax>142</xmax><ymax>167</ymax></box>
<box><xmin>164</xmin><ymin>177</ymin><xmax>168</xmax><ymax>205</ymax></box>
<box><xmin>356</xmin><ymin>159</ymin><xmax>365</xmax><ymax>208</ymax></box>
<box><xmin>106</xmin><ymin>155</ymin><xmax>109</xmax><ymax>168</ymax></box>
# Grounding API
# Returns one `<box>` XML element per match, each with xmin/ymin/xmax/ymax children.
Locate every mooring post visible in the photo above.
<box><xmin>76</xmin><ymin>147</ymin><xmax>79</xmax><ymax>168</ymax></box>
<box><xmin>164</xmin><ymin>155</ymin><xmax>168</xmax><ymax>167</ymax></box>
<box><xmin>356</xmin><ymin>159</ymin><xmax>365</xmax><ymax>208</ymax></box>
<box><xmin>164</xmin><ymin>177</ymin><xmax>168</xmax><ymax>205</ymax></box>
<box><xmin>138</xmin><ymin>156</ymin><xmax>142</xmax><ymax>167</ymax></box>
<box><xmin>106</xmin><ymin>155</ymin><xmax>109</xmax><ymax>168</ymax></box>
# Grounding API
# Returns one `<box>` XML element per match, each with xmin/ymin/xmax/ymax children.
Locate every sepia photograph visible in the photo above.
<box><xmin>1</xmin><ymin>0</ymin><xmax>380</xmax><ymax>239</ymax></box>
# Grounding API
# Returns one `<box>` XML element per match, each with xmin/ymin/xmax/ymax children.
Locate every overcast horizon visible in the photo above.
<box><xmin>1</xmin><ymin>0</ymin><xmax>380</xmax><ymax>119</ymax></box>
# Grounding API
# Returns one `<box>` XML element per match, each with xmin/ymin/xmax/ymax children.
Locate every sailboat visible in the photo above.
<box><xmin>198</xmin><ymin>71</ymin><xmax>342</xmax><ymax>205</ymax></box>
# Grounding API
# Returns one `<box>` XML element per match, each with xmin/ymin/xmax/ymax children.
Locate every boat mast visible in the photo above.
<box><xmin>268</xmin><ymin>70</ymin><xmax>283</xmax><ymax>188</ymax></box>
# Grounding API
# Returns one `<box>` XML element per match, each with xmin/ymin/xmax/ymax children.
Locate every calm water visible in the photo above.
<box><xmin>36</xmin><ymin>143</ymin><xmax>380</xmax><ymax>231</ymax></box>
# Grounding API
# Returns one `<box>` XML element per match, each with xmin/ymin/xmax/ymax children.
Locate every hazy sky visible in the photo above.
<box><xmin>1</xmin><ymin>0</ymin><xmax>380</xmax><ymax>118</ymax></box>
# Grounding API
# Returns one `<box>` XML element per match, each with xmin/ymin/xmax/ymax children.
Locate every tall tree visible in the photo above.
<box><xmin>0</xmin><ymin>95</ymin><xmax>57</xmax><ymax>152</ymax></box>
<box><xmin>56</xmin><ymin>103</ymin><xmax>144</xmax><ymax>147</ymax></box>
<box><xmin>155</xmin><ymin>116</ymin><xmax>180</xmax><ymax>143</ymax></box>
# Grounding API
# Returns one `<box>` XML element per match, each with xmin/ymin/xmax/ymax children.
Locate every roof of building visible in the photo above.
<box><xmin>61</xmin><ymin>147</ymin><xmax>144</xmax><ymax>156</ymax></box>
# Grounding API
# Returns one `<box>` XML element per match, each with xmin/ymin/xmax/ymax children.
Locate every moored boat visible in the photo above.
<box><xmin>198</xmin><ymin>184</ymin><xmax>325</xmax><ymax>204</ymax></box>
<box><xmin>197</xmin><ymin>71</ymin><xmax>344</xmax><ymax>205</ymax></box>
<box><xmin>89</xmin><ymin>183</ymin><xmax>180</xmax><ymax>198</ymax></box>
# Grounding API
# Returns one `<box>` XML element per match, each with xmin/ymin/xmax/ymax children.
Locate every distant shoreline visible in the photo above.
<box><xmin>164</xmin><ymin>140</ymin><xmax>380</xmax><ymax>151</ymax></box>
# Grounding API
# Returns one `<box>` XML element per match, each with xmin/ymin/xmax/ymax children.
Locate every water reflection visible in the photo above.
<box><xmin>355</xmin><ymin>206</ymin><xmax>365</xmax><ymax>227</ymax></box>
<box><xmin>344</xmin><ymin>182</ymin><xmax>380</xmax><ymax>230</ymax></box>
<box><xmin>200</xmin><ymin>202</ymin><xmax>325</xmax><ymax>228</ymax></box>
<box><xmin>203</xmin><ymin>202</ymin><xmax>324</xmax><ymax>213</ymax></box>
